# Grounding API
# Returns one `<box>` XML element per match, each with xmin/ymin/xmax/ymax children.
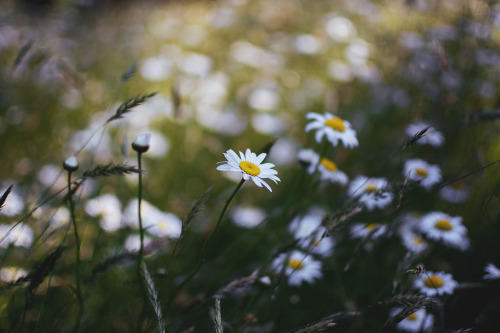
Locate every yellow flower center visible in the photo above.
<box><xmin>365</xmin><ymin>223</ymin><xmax>375</xmax><ymax>231</ymax></box>
<box><xmin>452</xmin><ymin>181</ymin><xmax>464</xmax><ymax>190</ymax></box>
<box><xmin>320</xmin><ymin>158</ymin><xmax>338</xmax><ymax>172</ymax></box>
<box><xmin>435</xmin><ymin>219</ymin><xmax>452</xmax><ymax>231</ymax></box>
<box><xmin>324</xmin><ymin>118</ymin><xmax>346</xmax><ymax>132</ymax></box>
<box><xmin>407</xmin><ymin>313</ymin><xmax>417</xmax><ymax>321</ymax></box>
<box><xmin>239</xmin><ymin>161</ymin><xmax>261</xmax><ymax>176</ymax></box>
<box><xmin>415</xmin><ymin>168</ymin><xmax>428</xmax><ymax>177</ymax></box>
<box><xmin>424</xmin><ymin>275</ymin><xmax>444</xmax><ymax>288</ymax></box>
<box><xmin>312</xmin><ymin>240</ymin><xmax>320</xmax><ymax>247</ymax></box>
<box><xmin>413</xmin><ymin>236</ymin><xmax>423</xmax><ymax>244</ymax></box>
<box><xmin>288</xmin><ymin>259</ymin><xmax>304</xmax><ymax>270</ymax></box>
<box><xmin>365</xmin><ymin>184</ymin><xmax>377</xmax><ymax>193</ymax></box>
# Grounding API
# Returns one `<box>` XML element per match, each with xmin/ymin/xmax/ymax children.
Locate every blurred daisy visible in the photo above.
<box><xmin>0</xmin><ymin>189</ymin><xmax>24</xmax><ymax>217</ymax></box>
<box><xmin>483</xmin><ymin>263</ymin><xmax>500</xmax><ymax>281</ymax></box>
<box><xmin>400</xmin><ymin>229</ymin><xmax>428</xmax><ymax>254</ymax></box>
<box><xmin>231</xmin><ymin>205</ymin><xmax>267</xmax><ymax>229</ymax></box>
<box><xmin>439</xmin><ymin>181</ymin><xmax>469</xmax><ymax>204</ymax></box>
<box><xmin>389</xmin><ymin>308</ymin><xmax>434</xmax><ymax>332</ymax></box>
<box><xmin>123</xmin><ymin>198</ymin><xmax>159</xmax><ymax>229</ymax></box>
<box><xmin>125</xmin><ymin>234</ymin><xmax>152</xmax><ymax>252</ymax></box>
<box><xmin>0</xmin><ymin>267</ymin><xmax>28</xmax><ymax>282</ymax></box>
<box><xmin>216</xmin><ymin>149</ymin><xmax>280</xmax><ymax>192</ymax></box>
<box><xmin>419</xmin><ymin>212</ymin><xmax>469</xmax><ymax>250</ymax></box>
<box><xmin>146</xmin><ymin>211</ymin><xmax>182</xmax><ymax>239</ymax></box>
<box><xmin>404</xmin><ymin>159</ymin><xmax>442</xmax><ymax>191</ymax></box>
<box><xmin>272</xmin><ymin>250</ymin><xmax>323</xmax><ymax>286</ymax></box>
<box><xmin>8</xmin><ymin>223</ymin><xmax>34</xmax><ymax>248</ymax></box>
<box><xmin>85</xmin><ymin>194</ymin><xmax>123</xmax><ymax>232</ymax></box>
<box><xmin>405</xmin><ymin>121</ymin><xmax>444</xmax><ymax>147</ymax></box>
<box><xmin>288</xmin><ymin>212</ymin><xmax>334</xmax><ymax>257</ymax></box>
<box><xmin>297</xmin><ymin>149</ymin><xmax>320</xmax><ymax>174</ymax></box>
<box><xmin>0</xmin><ymin>224</ymin><xmax>12</xmax><ymax>248</ymax></box>
<box><xmin>305</xmin><ymin>112</ymin><xmax>358</xmax><ymax>148</ymax></box>
<box><xmin>348</xmin><ymin>176</ymin><xmax>393</xmax><ymax>210</ymax></box>
<box><xmin>350</xmin><ymin>222</ymin><xmax>387</xmax><ymax>240</ymax></box>
<box><xmin>317</xmin><ymin>158</ymin><xmax>348</xmax><ymax>185</ymax></box>
<box><xmin>414</xmin><ymin>271</ymin><xmax>457</xmax><ymax>296</ymax></box>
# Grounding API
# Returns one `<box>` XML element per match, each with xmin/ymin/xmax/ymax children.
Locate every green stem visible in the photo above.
<box><xmin>68</xmin><ymin>171</ymin><xmax>83</xmax><ymax>332</ymax></box>
<box><xmin>169</xmin><ymin>179</ymin><xmax>245</xmax><ymax>305</ymax></box>
<box><xmin>137</xmin><ymin>152</ymin><xmax>144</xmax><ymax>266</ymax></box>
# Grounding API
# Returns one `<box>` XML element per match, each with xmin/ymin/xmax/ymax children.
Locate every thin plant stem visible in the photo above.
<box><xmin>168</xmin><ymin>179</ymin><xmax>245</xmax><ymax>308</ymax></box>
<box><xmin>137</xmin><ymin>152</ymin><xmax>145</xmax><ymax>266</ymax></box>
<box><xmin>68</xmin><ymin>171</ymin><xmax>83</xmax><ymax>332</ymax></box>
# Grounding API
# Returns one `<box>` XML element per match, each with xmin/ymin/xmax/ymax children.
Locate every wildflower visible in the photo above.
<box><xmin>439</xmin><ymin>181</ymin><xmax>469</xmax><ymax>204</ymax></box>
<box><xmin>85</xmin><ymin>194</ymin><xmax>123</xmax><ymax>232</ymax></box>
<box><xmin>404</xmin><ymin>159</ymin><xmax>442</xmax><ymax>191</ymax></box>
<box><xmin>350</xmin><ymin>222</ymin><xmax>388</xmax><ymax>240</ymax></box>
<box><xmin>216</xmin><ymin>149</ymin><xmax>280</xmax><ymax>192</ymax></box>
<box><xmin>400</xmin><ymin>229</ymin><xmax>428</xmax><ymax>254</ymax></box>
<box><xmin>231</xmin><ymin>205</ymin><xmax>267</xmax><ymax>229</ymax></box>
<box><xmin>483</xmin><ymin>263</ymin><xmax>500</xmax><ymax>281</ymax></box>
<box><xmin>389</xmin><ymin>308</ymin><xmax>434</xmax><ymax>332</ymax></box>
<box><xmin>0</xmin><ymin>267</ymin><xmax>28</xmax><ymax>282</ymax></box>
<box><xmin>305</xmin><ymin>112</ymin><xmax>358</xmax><ymax>148</ymax></box>
<box><xmin>419</xmin><ymin>212</ymin><xmax>469</xmax><ymax>251</ymax></box>
<box><xmin>146</xmin><ymin>210</ymin><xmax>182</xmax><ymax>238</ymax></box>
<box><xmin>405</xmin><ymin>121</ymin><xmax>444</xmax><ymax>147</ymax></box>
<box><xmin>317</xmin><ymin>158</ymin><xmax>348</xmax><ymax>185</ymax></box>
<box><xmin>414</xmin><ymin>271</ymin><xmax>457</xmax><ymax>296</ymax></box>
<box><xmin>297</xmin><ymin>149</ymin><xmax>320</xmax><ymax>173</ymax></box>
<box><xmin>348</xmin><ymin>175</ymin><xmax>393</xmax><ymax>210</ymax></box>
<box><xmin>288</xmin><ymin>211</ymin><xmax>334</xmax><ymax>257</ymax></box>
<box><xmin>0</xmin><ymin>188</ymin><xmax>24</xmax><ymax>217</ymax></box>
<box><xmin>132</xmin><ymin>133</ymin><xmax>151</xmax><ymax>153</ymax></box>
<box><xmin>8</xmin><ymin>223</ymin><xmax>34</xmax><ymax>248</ymax></box>
<box><xmin>272</xmin><ymin>250</ymin><xmax>323</xmax><ymax>286</ymax></box>
<box><xmin>125</xmin><ymin>234</ymin><xmax>152</xmax><ymax>252</ymax></box>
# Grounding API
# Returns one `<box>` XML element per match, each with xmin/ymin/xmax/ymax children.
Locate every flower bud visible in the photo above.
<box><xmin>63</xmin><ymin>156</ymin><xmax>79</xmax><ymax>172</ymax></box>
<box><xmin>132</xmin><ymin>133</ymin><xmax>151</xmax><ymax>153</ymax></box>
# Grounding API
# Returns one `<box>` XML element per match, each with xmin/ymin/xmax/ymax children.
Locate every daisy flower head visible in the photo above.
<box><xmin>305</xmin><ymin>112</ymin><xmax>358</xmax><ymax>148</ymax></box>
<box><xmin>419</xmin><ymin>212</ymin><xmax>469</xmax><ymax>251</ymax></box>
<box><xmin>85</xmin><ymin>194</ymin><xmax>123</xmax><ymax>232</ymax></box>
<box><xmin>350</xmin><ymin>222</ymin><xmax>388</xmax><ymax>240</ymax></box>
<box><xmin>483</xmin><ymin>262</ymin><xmax>500</xmax><ymax>281</ymax></box>
<box><xmin>288</xmin><ymin>211</ymin><xmax>334</xmax><ymax>257</ymax></box>
<box><xmin>297</xmin><ymin>149</ymin><xmax>320</xmax><ymax>174</ymax></box>
<box><xmin>414</xmin><ymin>270</ymin><xmax>457</xmax><ymax>296</ymax></box>
<box><xmin>400</xmin><ymin>229</ymin><xmax>428</xmax><ymax>254</ymax></box>
<box><xmin>317</xmin><ymin>157</ymin><xmax>348</xmax><ymax>185</ymax></box>
<box><xmin>389</xmin><ymin>307</ymin><xmax>434</xmax><ymax>332</ymax></box>
<box><xmin>405</xmin><ymin>121</ymin><xmax>444</xmax><ymax>147</ymax></box>
<box><xmin>348</xmin><ymin>175</ymin><xmax>393</xmax><ymax>210</ymax></box>
<box><xmin>272</xmin><ymin>250</ymin><xmax>323</xmax><ymax>287</ymax></box>
<box><xmin>404</xmin><ymin>159</ymin><xmax>442</xmax><ymax>191</ymax></box>
<box><xmin>439</xmin><ymin>181</ymin><xmax>470</xmax><ymax>204</ymax></box>
<box><xmin>216</xmin><ymin>149</ymin><xmax>280</xmax><ymax>192</ymax></box>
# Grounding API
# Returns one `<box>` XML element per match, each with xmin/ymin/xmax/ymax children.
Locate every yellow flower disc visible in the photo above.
<box><xmin>365</xmin><ymin>223</ymin><xmax>375</xmax><ymax>231</ymax></box>
<box><xmin>288</xmin><ymin>259</ymin><xmax>304</xmax><ymax>270</ymax></box>
<box><xmin>324</xmin><ymin>118</ymin><xmax>346</xmax><ymax>132</ymax></box>
<box><xmin>320</xmin><ymin>158</ymin><xmax>338</xmax><ymax>172</ymax></box>
<box><xmin>435</xmin><ymin>219</ymin><xmax>452</xmax><ymax>231</ymax></box>
<box><xmin>407</xmin><ymin>313</ymin><xmax>417</xmax><ymax>321</ymax></box>
<box><xmin>415</xmin><ymin>168</ymin><xmax>428</xmax><ymax>177</ymax></box>
<box><xmin>452</xmin><ymin>181</ymin><xmax>464</xmax><ymax>190</ymax></box>
<box><xmin>365</xmin><ymin>184</ymin><xmax>377</xmax><ymax>193</ymax></box>
<box><xmin>413</xmin><ymin>236</ymin><xmax>423</xmax><ymax>245</ymax></box>
<box><xmin>239</xmin><ymin>161</ymin><xmax>261</xmax><ymax>176</ymax></box>
<box><xmin>424</xmin><ymin>275</ymin><xmax>444</xmax><ymax>288</ymax></box>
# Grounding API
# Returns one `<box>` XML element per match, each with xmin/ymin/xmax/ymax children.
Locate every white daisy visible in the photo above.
<box><xmin>390</xmin><ymin>307</ymin><xmax>434</xmax><ymax>332</ymax></box>
<box><xmin>404</xmin><ymin>159</ymin><xmax>442</xmax><ymax>191</ymax></box>
<box><xmin>483</xmin><ymin>263</ymin><xmax>500</xmax><ymax>281</ymax></box>
<box><xmin>348</xmin><ymin>176</ymin><xmax>393</xmax><ymax>211</ymax></box>
<box><xmin>317</xmin><ymin>158</ymin><xmax>348</xmax><ymax>185</ymax></box>
<box><xmin>419</xmin><ymin>212</ymin><xmax>469</xmax><ymax>250</ymax></box>
<box><xmin>0</xmin><ymin>267</ymin><xmax>28</xmax><ymax>282</ymax></box>
<box><xmin>123</xmin><ymin>198</ymin><xmax>161</xmax><ymax>230</ymax></box>
<box><xmin>288</xmin><ymin>212</ymin><xmax>334</xmax><ymax>257</ymax></box>
<box><xmin>350</xmin><ymin>222</ymin><xmax>388</xmax><ymax>240</ymax></box>
<box><xmin>216</xmin><ymin>149</ymin><xmax>280</xmax><ymax>192</ymax></box>
<box><xmin>305</xmin><ymin>112</ymin><xmax>358</xmax><ymax>148</ymax></box>
<box><xmin>8</xmin><ymin>223</ymin><xmax>34</xmax><ymax>248</ymax></box>
<box><xmin>231</xmin><ymin>205</ymin><xmax>267</xmax><ymax>229</ymax></box>
<box><xmin>405</xmin><ymin>121</ymin><xmax>444</xmax><ymax>147</ymax></box>
<box><xmin>414</xmin><ymin>271</ymin><xmax>457</xmax><ymax>296</ymax></box>
<box><xmin>125</xmin><ymin>234</ymin><xmax>152</xmax><ymax>252</ymax></box>
<box><xmin>272</xmin><ymin>250</ymin><xmax>323</xmax><ymax>286</ymax></box>
<box><xmin>146</xmin><ymin>210</ymin><xmax>182</xmax><ymax>239</ymax></box>
<box><xmin>85</xmin><ymin>194</ymin><xmax>123</xmax><ymax>232</ymax></box>
<box><xmin>438</xmin><ymin>181</ymin><xmax>470</xmax><ymax>204</ymax></box>
<box><xmin>297</xmin><ymin>149</ymin><xmax>320</xmax><ymax>174</ymax></box>
<box><xmin>400</xmin><ymin>229</ymin><xmax>428</xmax><ymax>254</ymax></box>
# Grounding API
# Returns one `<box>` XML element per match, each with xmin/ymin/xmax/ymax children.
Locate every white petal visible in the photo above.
<box><xmin>255</xmin><ymin>152</ymin><xmax>267</xmax><ymax>165</ymax></box>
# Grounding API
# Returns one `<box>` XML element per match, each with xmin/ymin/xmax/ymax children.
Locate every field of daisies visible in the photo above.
<box><xmin>1</xmin><ymin>0</ymin><xmax>500</xmax><ymax>332</ymax></box>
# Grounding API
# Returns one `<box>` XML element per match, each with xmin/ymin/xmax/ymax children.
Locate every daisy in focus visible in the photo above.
<box><xmin>389</xmin><ymin>307</ymin><xmax>434</xmax><ymax>332</ymax></box>
<box><xmin>419</xmin><ymin>211</ymin><xmax>469</xmax><ymax>251</ymax></box>
<box><xmin>216</xmin><ymin>149</ymin><xmax>280</xmax><ymax>192</ymax></box>
<box><xmin>483</xmin><ymin>263</ymin><xmax>500</xmax><ymax>281</ymax></box>
<box><xmin>305</xmin><ymin>112</ymin><xmax>358</xmax><ymax>148</ymax></box>
<box><xmin>348</xmin><ymin>175</ymin><xmax>393</xmax><ymax>210</ymax></box>
<box><xmin>414</xmin><ymin>271</ymin><xmax>457</xmax><ymax>296</ymax></box>
<box><xmin>272</xmin><ymin>250</ymin><xmax>323</xmax><ymax>286</ymax></box>
<box><xmin>405</xmin><ymin>121</ymin><xmax>444</xmax><ymax>147</ymax></box>
<box><xmin>403</xmin><ymin>159</ymin><xmax>442</xmax><ymax>191</ymax></box>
